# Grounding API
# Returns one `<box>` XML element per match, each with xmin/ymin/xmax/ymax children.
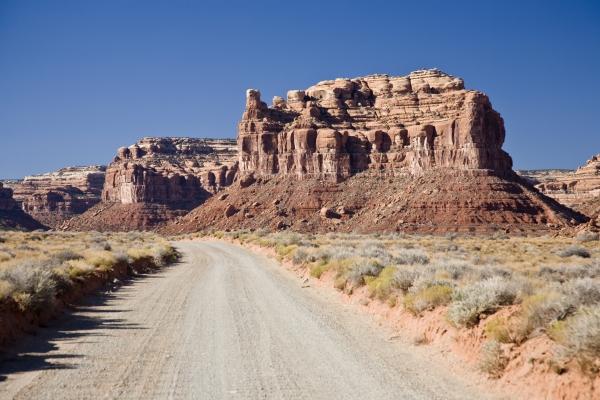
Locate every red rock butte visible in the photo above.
<box><xmin>164</xmin><ymin>69</ymin><xmax>587</xmax><ymax>234</ymax></box>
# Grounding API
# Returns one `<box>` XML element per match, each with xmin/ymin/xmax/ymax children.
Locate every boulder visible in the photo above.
<box><xmin>224</xmin><ymin>204</ymin><xmax>238</xmax><ymax>217</ymax></box>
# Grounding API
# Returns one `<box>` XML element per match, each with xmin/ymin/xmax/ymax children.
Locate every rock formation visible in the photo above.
<box><xmin>520</xmin><ymin>154</ymin><xmax>600</xmax><ymax>213</ymax></box>
<box><xmin>65</xmin><ymin>137</ymin><xmax>238</xmax><ymax>231</ymax></box>
<box><xmin>5</xmin><ymin>166</ymin><xmax>106</xmax><ymax>228</ymax></box>
<box><xmin>238</xmin><ymin>69</ymin><xmax>512</xmax><ymax>181</ymax></box>
<box><xmin>0</xmin><ymin>182</ymin><xmax>46</xmax><ymax>230</ymax></box>
<box><xmin>164</xmin><ymin>69</ymin><xmax>586</xmax><ymax>234</ymax></box>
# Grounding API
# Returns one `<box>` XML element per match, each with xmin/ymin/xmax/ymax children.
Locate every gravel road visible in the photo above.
<box><xmin>0</xmin><ymin>241</ymin><xmax>496</xmax><ymax>399</ymax></box>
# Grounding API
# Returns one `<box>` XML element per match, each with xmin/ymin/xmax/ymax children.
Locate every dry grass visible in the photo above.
<box><xmin>0</xmin><ymin>231</ymin><xmax>178</xmax><ymax>313</ymax></box>
<box><xmin>201</xmin><ymin>229</ymin><xmax>600</xmax><ymax>375</ymax></box>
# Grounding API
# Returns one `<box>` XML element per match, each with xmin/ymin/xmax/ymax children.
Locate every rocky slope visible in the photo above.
<box><xmin>5</xmin><ymin>166</ymin><xmax>105</xmax><ymax>228</ymax></box>
<box><xmin>0</xmin><ymin>182</ymin><xmax>46</xmax><ymax>230</ymax></box>
<box><xmin>519</xmin><ymin>154</ymin><xmax>600</xmax><ymax>214</ymax></box>
<box><xmin>165</xmin><ymin>69</ymin><xmax>585</xmax><ymax>234</ymax></box>
<box><xmin>65</xmin><ymin>137</ymin><xmax>238</xmax><ymax>231</ymax></box>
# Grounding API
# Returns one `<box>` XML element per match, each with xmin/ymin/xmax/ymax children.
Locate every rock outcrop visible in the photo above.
<box><xmin>65</xmin><ymin>137</ymin><xmax>238</xmax><ymax>231</ymax></box>
<box><xmin>520</xmin><ymin>154</ymin><xmax>600</xmax><ymax>213</ymax></box>
<box><xmin>0</xmin><ymin>182</ymin><xmax>46</xmax><ymax>230</ymax></box>
<box><xmin>238</xmin><ymin>69</ymin><xmax>512</xmax><ymax>181</ymax></box>
<box><xmin>165</xmin><ymin>70</ymin><xmax>586</xmax><ymax>234</ymax></box>
<box><xmin>5</xmin><ymin>166</ymin><xmax>106</xmax><ymax>228</ymax></box>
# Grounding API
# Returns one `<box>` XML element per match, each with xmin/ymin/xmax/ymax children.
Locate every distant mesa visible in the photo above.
<box><xmin>520</xmin><ymin>154</ymin><xmax>600</xmax><ymax>213</ymax></box>
<box><xmin>0</xmin><ymin>181</ymin><xmax>46</xmax><ymax>230</ymax></box>
<box><xmin>4</xmin><ymin>165</ymin><xmax>106</xmax><ymax>228</ymax></box>
<box><xmin>164</xmin><ymin>69</ymin><xmax>587</xmax><ymax>234</ymax></box>
<box><xmin>64</xmin><ymin>137</ymin><xmax>238</xmax><ymax>231</ymax></box>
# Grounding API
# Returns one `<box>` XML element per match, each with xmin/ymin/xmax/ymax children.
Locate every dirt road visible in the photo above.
<box><xmin>0</xmin><ymin>241</ymin><xmax>495</xmax><ymax>399</ymax></box>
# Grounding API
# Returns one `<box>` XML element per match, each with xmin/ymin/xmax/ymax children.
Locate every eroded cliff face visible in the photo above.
<box><xmin>520</xmin><ymin>154</ymin><xmax>600</xmax><ymax>213</ymax></box>
<box><xmin>65</xmin><ymin>137</ymin><xmax>238</xmax><ymax>231</ymax></box>
<box><xmin>6</xmin><ymin>166</ymin><xmax>106</xmax><ymax>228</ymax></box>
<box><xmin>238</xmin><ymin>69</ymin><xmax>513</xmax><ymax>181</ymax></box>
<box><xmin>102</xmin><ymin>137</ymin><xmax>238</xmax><ymax>207</ymax></box>
<box><xmin>0</xmin><ymin>182</ymin><xmax>46</xmax><ymax>230</ymax></box>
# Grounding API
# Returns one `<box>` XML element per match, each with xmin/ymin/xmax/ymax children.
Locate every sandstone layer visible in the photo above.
<box><xmin>5</xmin><ymin>166</ymin><xmax>106</xmax><ymax>228</ymax></box>
<box><xmin>238</xmin><ymin>69</ymin><xmax>512</xmax><ymax>181</ymax></box>
<box><xmin>65</xmin><ymin>137</ymin><xmax>238</xmax><ymax>231</ymax></box>
<box><xmin>165</xmin><ymin>69</ymin><xmax>585</xmax><ymax>234</ymax></box>
<box><xmin>0</xmin><ymin>182</ymin><xmax>46</xmax><ymax>230</ymax></box>
<box><xmin>519</xmin><ymin>153</ymin><xmax>600</xmax><ymax>213</ymax></box>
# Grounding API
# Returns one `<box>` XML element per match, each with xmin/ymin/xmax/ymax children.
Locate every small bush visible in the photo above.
<box><xmin>539</xmin><ymin>264</ymin><xmax>600</xmax><ymax>282</ymax></box>
<box><xmin>394</xmin><ymin>248</ymin><xmax>430</xmax><ymax>265</ymax></box>
<box><xmin>292</xmin><ymin>248</ymin><xmax>315</xmax><ymax>264</ymax></box>
<box><xmin>393</xmin><ymin>267</ymin><xmax>419</xmax><ymax>292</ymax></box>
<box><xmin>345</xmin><ymin>259</ymin><xmax>384</xmax><ymax>287</ymax></box>
<box><xmin>575</xmin><ymin>231</ymin><xmax>599</xmax><ymax>243</ymax></box>
<box><xmin>448</xmin><ymin>277</ymin><xmax>520</xmax><ymax>327</ymax></box>
<box><xmin>0</xmin><ymin>262</ymin><xmax>57</xmax><ymax>312</ymax></box>
<box><xmin>84</xmin><ymin>251</ymin><xmax>117</xmax><ymax>271</ymax></box>
<box><xmin>551</xmin><ymin>307</ymin><xmax>600</xmax><ymax>374</ymax></box>
<box><xmin>434</xmin><ymin>260</ymin><xmax>473</xmax><ymax>280</ymax></box>
<box><xmin>358</xmin><ymin>243</ymin><xmax>393</xmax><ymax>264</ymax></box>
<box><xmin>366</xmin><ymin>266</ymin><xmax>397</xmax><ymax>301</ymax></box>
<box><xmin>404</xmin><ymin>284</ymin><xmax>453</xmax><ymax>315</ymax></box>
<box><xmin>484</xmin><ymin>316</ymin><xmax>512</xmax><ymax>343</ymax></box>
<box><xmin>49</xmin><ymin>250</ymin><xmax>83</xmax><ymax>264</ymax></box>
<box><xmin>479</xmin><ymin>340</ymin><xmax>508</xmax><ymax>377</ymax></box>
<box><xmin>66</xmin><ymin>260</ymin><xmax>96</xmax><ymax>280</ymax></box>
<box><xmin>309</xmin><ymin>262</ymin><xmax>329</xmax><ymax>279</ymax></box>
<box><xmin>562</xmin><ymin>278</ymin><xmax>600</xmax><ymax>306</ymax></box>
<box><xmin>557</xmin><ymin>246</ymin><xmax>591</xmax><ymax>259</ymax></box>
<box><xmin>510</xmin><ymin>293</ymin><xmax>573</xmax><ymax>343</ymax></box>
<box><xmin>275</xmin><ymin>244</ymin><xmax>297</xmax><ymax>258</ymax></box>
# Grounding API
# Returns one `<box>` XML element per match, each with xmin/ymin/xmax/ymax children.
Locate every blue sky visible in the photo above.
<box><xmin>1</xmin><ymin>0</ymin><xmax>599</xmax><ymax>178</ymax></box>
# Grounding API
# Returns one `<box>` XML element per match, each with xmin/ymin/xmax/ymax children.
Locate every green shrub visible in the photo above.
<box><xmin>367</xmin><ymin>266</ymin><xmax>397</xmax><ymax>301</ymax></box>
<box><xmin>404</xmin><ymin>284</ymin><xmax>453</xmax><ymax>315</ymax></box>
<box><xmin>484</xmin><ymin>316</ymin><xmax>512</xmax><ymax>343</ymax></box>
<box><xmin>309</xmin><ymin>261</ymin><xmax>330</xmax><ymax>278</ymax></box>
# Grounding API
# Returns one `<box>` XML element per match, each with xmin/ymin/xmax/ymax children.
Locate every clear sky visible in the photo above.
<box><xmin>1</xmin><ymin>0</ymin><xmax>599</xmax><ymax>178</ymax></box>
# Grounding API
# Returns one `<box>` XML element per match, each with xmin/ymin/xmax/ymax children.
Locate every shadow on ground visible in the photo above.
<box><xmin>0</xmin><ymin>269</ymin><xmax>171</xmax><ymax>383</ymax></box>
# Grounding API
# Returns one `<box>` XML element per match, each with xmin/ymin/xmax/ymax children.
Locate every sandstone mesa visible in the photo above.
<box><xmin>64</xmin><ymin>137</ymin><xmax>238</xmax><ymax>231</ymax></box>
<box><xmin>5</xmin><ymin>165</ymin><xmax>106</xmax><ymax>228</ymax></box>
<box><xmin>164</xmin><ymin>69</ymin><xmax>586</xmax><ymax>234</ymax></box>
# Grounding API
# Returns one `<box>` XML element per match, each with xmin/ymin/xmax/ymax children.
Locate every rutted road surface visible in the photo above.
<box><xmin>0</xmin><ymin>241</ymin><xmax>494</xmax><ymax>399</ymax></box>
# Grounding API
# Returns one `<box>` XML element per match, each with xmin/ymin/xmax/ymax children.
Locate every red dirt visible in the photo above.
<box><xmin>163</xmin><ymin>171</ymin><xmax>586</xmax><ymax>235</ymax></box>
